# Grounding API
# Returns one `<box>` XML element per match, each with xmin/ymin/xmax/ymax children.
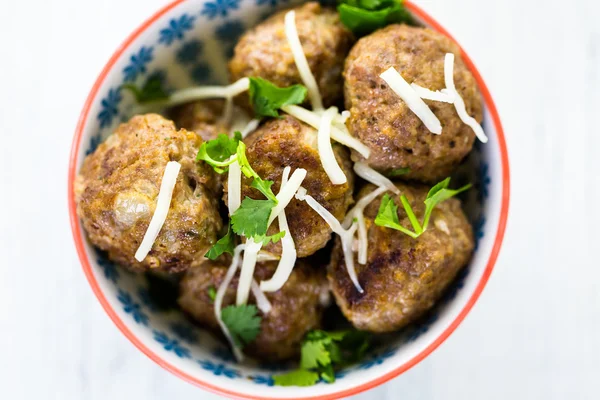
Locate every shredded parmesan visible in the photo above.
<box><xmin>380</xmin><ymin>67</ymin><xmax>442</xmax><ymax>135</ymax></box>
<box><xmin>284</xmin><ymin>11</ymin><xmax>323</xmax><ymax>111</ymax></box>
<box><xmin>240</xmin><ymin>118</ymin><xmax>261</xmax><ymax>138</ymax></box>
<box><xmin>260</xmin><ymin>167</ymin><xmax>298</xmax><ymax>292</ymax></box>
<box><xmin>215</xmin><ymin>244</ymin><xmax>245</xmax><ymax>362</ymax></box>
<box><xmin>227</xmin><ymin>158</ymin><xmax>242</xmax><ymax>214</ymax></box>
<box><xmin>443</xmin><ymin>53</ymin><xmax>488</xmax><ymax>143</ymax></box>
<box><xmin>251</xmin><ymin>279</ymin><xmax>272</xmax><ymax>313</ymax></box>
<box><xmin>281</xmin><ymin>104</ymin><xmax>371</xmax><ymax>158</ymax></box>
<box><xmin>134</xmin><ymin>161</ymin><xmax>181</xmax><ymax>262</ymax></box>
<box><xmin>318</xmin><ymin>107</ymin><xmax>347</xmax><ymax>185</ymax></box>
<box><xmin>236</xmin><ymin>239</ymin><xmax>262</xmax><ymax>306</ymax></box>
<box><xmin>167</xmin><ymin>77</ymin><xmax>250</xmax><ymax>107</ymax></box>
<box><xmin>295</xmin><ymin>187</ymin><xmax>364</xmax><ymax>293</ymax></box>
<box><xmin>257</xmin><ymin>251</ymin><xmax>280</xmax><ymax>262</ymax></box>
<box><xmin>229</xmin><ymin>107</ymin><xmax>252</xmax><ymax>135</ymax></box>
<box><xmin>267</xmin><ymin>168</ymin><xmax>307</xmax><ymax>226</ymax></box>
<box><xmin>411</xmin><ymin>83</ymin><xmax>455</xmax><ymax>103</ymax></box>
<box><xmin>353</xmin><ymin>162</ymin><xmax>399</xmax><ymax>194</ymax></box>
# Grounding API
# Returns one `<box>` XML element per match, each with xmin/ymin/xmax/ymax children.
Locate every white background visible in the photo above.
<box><xmin>0</xmin><ymin>0</ymin><xmax>599</xmax><ymax>399</ymax></box>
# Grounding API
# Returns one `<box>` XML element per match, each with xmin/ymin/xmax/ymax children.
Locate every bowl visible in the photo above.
<box><xmin>68</xmin><ymin>0</ymin><xmax>510</xmax><ymax>398</ymax></box>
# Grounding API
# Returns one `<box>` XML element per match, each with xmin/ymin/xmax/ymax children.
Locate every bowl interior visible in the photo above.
<box><xmin>70</xmin><ymin>0</ymin><xmax>507</xmax><ymax>398</ymax></box>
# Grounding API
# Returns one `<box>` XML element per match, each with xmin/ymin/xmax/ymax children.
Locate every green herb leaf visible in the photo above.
<box><xmin>374</xmin><ymin>194</ymin><xmax>420</xmax><ymax>238</ymax></box>
<box><xmin>205</xmin><ymin>224</ymin><xmax>235</xmax><ymax>260</ymax></box>
<box><xmin>301</xmin><ymin>340</ymin><xmax>330</xmax><ymax>370</ymax></box>
<box><xmin>236</xmin><ymin>141</ymin><xmax>278</xmax><ymax>201</ymax></box>
<box><xmin>272</xmin><ymin>369</ymin><xmax>320</xmax><ymax>387</ymax></box>
<box><xmin>196</xmin><ymin>132</ymin><xmax>242</xmax><ymax>173</ymax></box>
<box><xmin>231</xmin><ymin>197</ymin><xmax>277</xmax><ymax>239</ymax></box>
<box><xmin>248</xmin><ymin>77</ymin><xmax>307</xmax><ymax>118</ymax></box>
<box><xmin>422</xmin><ymin>179</ymin><xmax>471</xmax><ymax>231</ymax></box>
<box><xmin>388</xmin><ymin>167</ymin><xmax>411</xmax><ymax>177</ymax></box>
<box><xmin>121</xmin><ymin>73</ymin><xmax>170</xmax><ymax>104</ymax></box>
<box><xmin>255</xmin><ymin>230</ymin><xmax>286</xmax><ymax>246</ymax></box>
<box><xmin>338</xmin><ymin>0</ymin><xmax>412</xmax><ymax>36</ymax></box>
<box><xmin>207</xmin><ymin>286</ymin><xmax>217</xmax><ymax>303</ymax></box>
<box><xmin>221</xmin><ymin>304</ymin><xmax>262</xmax><ymax>347</ymax></box>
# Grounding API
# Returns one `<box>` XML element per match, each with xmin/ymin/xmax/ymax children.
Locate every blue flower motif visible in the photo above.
<box><xmin>256</xmin><ymin>0</ymin><xmax>289</xmax><ymax>6</ymax></box>
<box><xmin>258</xmin><ymin>360</ymin><xmax>290</xmax><ymax>371</ymax></box>
<box><xmin>201</xmin><ymin>0</ymin><xmax>240</xmax><ymax>20</ymax></box>
<box><xmin>123</xmin><ymin>46</ymin><xmax>154</xmax><ymax>82</ymax></box>
<box><xmin>249</xmin><ymin>374</ymin><xmax>274</xmax><ymax>386</ymax></box>
<box><xmin>87</xmin><ymin>133</ymin><xmax>102</xmax><ymax>156</ymax></box>
<box><xmin>191</xmin><ymin>63</ymin><xmax>212</xmax><ymax>84</ymax></box>
<box><xmin>137</xmin><ymin>288</ymin><xmax>158</xmax><ymax>312</ymax></box>
<box><xmin>97</xmin><ymin>88</ymin><xmax>122</xmax><ymax>128</ymax></box>
<box><xmin>477</xmin><ymin>163</ymin><xmax>490</xmax><ymax>201</ymax></box>
<box><xmin>442</xmin><ymin>267</ymin><xmax>469</xmax><ymax>304</ymax></box>
<box><xmin>117</xmin><ymin>290</ymin><xmax>149</xmax><ymax>326</ymax></box>
<box><xmin>474</xmin><ymin>216</ymin><xmax>485</xmax><ymax>250</ymax></box>
<box><xmin>198</xmin><ymin>360</ymin><xmax>241</xmax><ymax>378</ymax></box>
<box><xmin>406</xmin><ymin>314</ymin><xmax>439</xmax><ymax>343</ymax></box>
<box><xmin>153</xmin><ymin>331</ymin><xmax>191</xmax><ymax>358</ymax></box>
<box><xmin>212</xmin><ymin>347</ymin><xmax>237</xmax><ymax>363</ymax></box>
<box><xmin>215</xmin><ymin>20</ymin><xmax>245</xmax><ymax>57</ymax></box>
<box><xmin>358</xmin><ymin>347</ymin><xmax>397</xmax><ymax>370</ymax></box>
<box><xmin>96</xmin><ymin>255</ymin><xmax>119</xmax><ymax>283</ymax></box>
<box><xmin>159</xmin><ymin>14</ymin><xmax>196</xmax><ymax>46</ymax></box>
<box><xmin>176</xmin><ymin>40</ymin><xmax>203</xmax><ymax>65</ymax></box>
<box><xmin>170</xmin><ymin>322</ymin><xmax>199</xmax><ymax>344</ymax></box>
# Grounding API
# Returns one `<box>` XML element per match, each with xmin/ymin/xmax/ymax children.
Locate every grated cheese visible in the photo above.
<box><xmin>227</xmin><ymin>158</ymin><xmax>242</xmax><ymax>215</ymax></box>
<box><xmin>380</xmin><ymin>67</ymin><xmax>442</xmax><ymax>135</ymax></box>
<box><xmin>353</xmin><ymin>162</ymin><xmax>399</xmax><ymax>195</ymax></box>
<box><xmin>318</xmin><ymin>107</ymin><xmax>347</xmax><ymax>185</ymax></box>
<box><xmin>167</xmin><ymin>77</ymin><xmax>250</xmax><ymax>107</ymax></box>
<box><xmin>411</xmin><ymin>83</ymin><xmax>455</xmax><ymax>103</ymax></box>
<box><xmin>267</xmin><ymin>168</ymin><xmax>307</xmax><ymax>226</ymax></box>
<box><xmin>443</xmin><ymin>53</ymin><xmax>488</xmax><ymax>143</ymax></box>
<box><xmin>260</xmin><ymin>167</ymin><xmax>298</xmax><ymax>292</ymax></box>
<box><xmin>236</xmin><ymin>239</ymin><xmax>262</xmax><ymax>306</ymax></box>
<box><xmin>134</xmin><ymin>161</ymin><xmax>181</xmax><ymax>262</ymax></box>
<box><xmin>284</xmin><ymin>11</ymin><xmax>323</xmax><ymax>111</ymax></box>
<box><xmin>251</xmin><ymin>279</ymin><xmax>272</xmax><ymax>313</ymax></box>
<box><xmin>240</xmin><ymin>118</ymin><xmax>261</xmax><ymax>138</ymax></box>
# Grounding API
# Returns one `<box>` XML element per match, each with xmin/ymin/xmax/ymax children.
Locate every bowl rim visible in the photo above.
<box><xmin>67</xmin><ymin>1</ymin><xmax>510</xmax><ymax>398</ymax></box>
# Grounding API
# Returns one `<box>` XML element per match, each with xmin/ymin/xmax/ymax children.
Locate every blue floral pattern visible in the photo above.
<box><xmin>201</xmin><ymin>0</ymin><xmax>240</xmax><ymax>19</ymax></box>
<box><xmin>123</xmin><ymin>46</ymin><xmax>154</xmax><ymax>82</ymax></box>
<box><xmin>474</xmin><ymin>216</ymin><xmax>486</xmax><ymax>250</ymax></box>
<box><xmin>477</xmin><ymin>163</ymin><xmax>490</xmax><ymax>200</ymax></box>
<box><xmin>159</xmin><ymin>14</ymin><xmax>196</xmax><ymax>46</ymax></box>
<box><xmin>97</xmin><ymin>255</ymin><xmax>119</xmax><ymax>283</ymax></box>
<box><xmin>117</xmin><ymin>290</ymin><xmax>149</xmax><ymax>326</ymax></box>
<box><xmin>198</xmin><ymin>360</ymin><xmax>241</xmax><ymax>378</ymax></box>
<box><xmin>358</xmin><ymin>347</ymin><xmax>398</xmax><ymax>370</ymax></box>
<box><xmin>191</xmin><ymin>63</ymin><xmax>212</xmax><ymax>84</ymax></box>
<box><xmin>176</xmin><ymin>40</ymin><xmax>203</xmax><ymax>64</ymax></box>
<box><xmin>153</xmin><ymin>331</ymin><xmax>191</xmax><ymax>358</ymax></box>
<box><xmin>97</xmin><ymin>88</ymin><xmax>122</xmax><ymax>128</ymax></box>
<box><xmin>170</xmin><ymin>322</ymin><xmax>199</xmax><ymax>344</ymax></box>
<box><xmin>249</xmin><ymin>374</ymin><xmax>274</xmax><ymax>386</ymax></box>
<box><xmin>215</xmin><ymin>20</ymin><xmax>245</xmax><ymax>57</ymax></box>
<box><xmin>212</xmin><ymin>347</ymin><xmax>237</xmax><ymax>363</ymax></box>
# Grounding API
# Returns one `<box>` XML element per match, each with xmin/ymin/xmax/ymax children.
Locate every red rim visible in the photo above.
<box><xmin>68</xmin><ymin>1</ymin><xmax>510</xmax><ymax>399</ymax></box>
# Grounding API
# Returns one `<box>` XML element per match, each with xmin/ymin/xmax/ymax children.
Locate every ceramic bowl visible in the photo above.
<box><xmin>68</xmin><ymin>1</ymin><xmax>510</xmax><ymax>398</ymax></box>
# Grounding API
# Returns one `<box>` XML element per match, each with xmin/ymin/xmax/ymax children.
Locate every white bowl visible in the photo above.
<box><xmin>68</xmin><ymin>1</ymin><xmax>510</xmax><ymax>398</ymax></box>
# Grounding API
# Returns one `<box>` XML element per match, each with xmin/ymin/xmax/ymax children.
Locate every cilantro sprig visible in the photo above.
<box><xmin>196</xmin><ymin>132</ymin><xmax>242</xmax><ymax>173</ymax></box>
<box><xmin>338</xmin><ymin>0</ymin><xmax>413</xmax><ymax>36</ymax></box>
<box><xmin>273</xmin><ymin>330</ymin><xmax>370</xmax><ymax>386</ymax></box>
<box><xmin>205</xmin><ymin>224</ymin><xmax>236</xmax><ymax>260</ymax></box>
<box><xmin>121</xmin><ymin>73</ymin><xmax>170</xmax><ymax>104</ymax></box>
<box><xmin>248</xmin><ymin>77</ymin><xmax>307</xmax><ymax>118</ymax></box>
<box><xmin>221</xmin><ymin>304</ymin><xmax>262</xmax><ymax>347</ymax></box>
<box><xmin>374</xmin><ymin>178</ymin><xmax>471</xmax><ymax>238</ymax></box>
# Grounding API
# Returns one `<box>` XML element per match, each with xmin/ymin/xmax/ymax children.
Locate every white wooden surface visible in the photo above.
<box><xmin>1</xmin><ymin>0</ymin><xmax>599</xmax><ymax>398</ymax></box>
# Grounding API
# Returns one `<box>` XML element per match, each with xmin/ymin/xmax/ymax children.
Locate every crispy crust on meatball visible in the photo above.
<box><xmin>169</xmin><ymin>100</ymin><xmax>229</xmax><ymax>142</ymax></box>
<box><xmin>225</xmin><ymin>115</ymin><xmax>355</xmax><ymax>257</ymax></box>
<box><xmin>75</xmin><ymin>114</ymin><xmax>222</xmax><ymax>273</ymax></box>
<box><xmin>344</xmin><ymin>25</ymin><xmax>483</xmax><ymax>182</ymax></box>
<box><xmin>178</xmin><ymin>258</ymin><xmax>328</xmax><ymax>361</ymax></box>
<box><xmin>229</xmin><ymin>2</ymin><xmax>354</xmax><ymax>108</ymax></box>
<box><xmin>328</xmin><ymin>182</ymin><xmax>474</xmax><ymax>332</ymax></box>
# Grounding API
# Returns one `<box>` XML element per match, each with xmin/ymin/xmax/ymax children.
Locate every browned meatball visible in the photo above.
<box><xmin>225</xmin><ymin>115</ymin><xmax>354</xmax><ymax>257</ymax></box>
<box><xmin>74</xmin><ymin>114</ymin><xmax>223</xmax><ymax>273</ymax></box>
<box><xmin>344</xmin><ymin>25</ymin><xmax>483</xmax><ymax>182</ymax></box>
<box><xmin>169</xmin><ymin>100</ymin><xmax>228</xmax><ymax>142</ymax></box>
<box><xmin>178</xmin><ymin>258</ymin><xmax>329</xmax><ymax>361</ymax></box>
<box><xmin>328</xmin><ymin>182</ymin><xmax>474</xmax><ymax>332</ymax></box>
<box><xmin>229</xmin><ymin>2</ymin><xmax>354</xmax><ymax>108</ymax></box>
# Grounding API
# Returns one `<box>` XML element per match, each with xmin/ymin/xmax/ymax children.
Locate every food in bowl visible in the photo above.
<box><xmin>74</xmin><ymin>0</ymin><xmax>491</xmax><ymax>387</ymax></box>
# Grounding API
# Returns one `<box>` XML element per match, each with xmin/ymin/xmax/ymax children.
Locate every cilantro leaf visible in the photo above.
<box><xmin>196</xmin><ymin>132</ymin><xmax>242</xmax><ymax>173</ymax></box>
<box><xmin>236</xmin><ymin>141</ymin><xmax>278</xmax><ymax>201</ymax></box>
<box><xmin>338</xmin><ymin>0</ymin><xmax>412</xmax><ymax>36</ymax></box>
<box><xmin>205</xmin><ymin>224</ymin><xmax>235</xmax><ymax>260</ymax></box>
<box><xmin>273</xmin><ymin>369</ymin><xmax>320</xmax><ymax>387</ymax></box>
<box><xmin>221</xmin><ymin>304</ymin><xmax>261</xmax><ymax>347</ymax></box>
<box><xmin>422</xmin><ymin>179</ymin><xmax>471</xmax><ymax>231</ymax></box>
<box><xmin>121</xmin><ymin>73</ymin><xmax>170</xmax><ymax>104</ymax></box>
<box><xmin>255</xmin><ymin>230</ymin><xmax>286</xmax><ymax>246</ymax></box>
<box><xmin>388</xmin><ymin>167</ymin><xmax>411</xmax><ymax>177</ymax></box>
<box><xmin>301</xmin><ymin>340</ymin><xmax>330</xmax><ymax>370</ymax></box>
<box><xmin>207</xmin><ymin>286</ymin><xmax>216</xmax><ymax>303</ymax></box>
<box><xmin>231</xmin><ymin>197</ymin><xmax>276</xmax><ymax>238</ymax></box>
<box><xmin>374</xmin><ymin>194</ymin><xmax>419</xmax><ymax>238</ymax></box>
<box><xmin>248</xmin><ymin>77</ymin><xmax>307</xmax><ymax>118</ymax></box>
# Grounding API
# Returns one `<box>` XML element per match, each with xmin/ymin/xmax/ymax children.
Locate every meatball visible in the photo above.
<box><xmin>328</xmin><ymin>182</ymin><xmax>474</xmax><ymax>332</ymax></box>
<box><xmin>169</xmin><ymin>100</ymin><xmax>229</xmax><ymax>142</ymax></box>
<box><xmin>344</xmin><ymin>25</ymin><xmax>483</xmax><ymax>182</ymax></box>
<box><xmin>229</xmin><ymin>2</ymin><xmax>354</xmax><ymax>108</ymax></box>
<box><xmin>178</xmin><ymin>258</ymin><xmax>328</xmax><ymax>361</ymax></box>
<box><xmin>74</xmin><ymin>114</ymin><xmax>223</xmax><ymax>273</ymax></box>
<box><xmin>226</xmin><ymin>115</ymin><xmax>354</xmax><ymax>257</ymax></box>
